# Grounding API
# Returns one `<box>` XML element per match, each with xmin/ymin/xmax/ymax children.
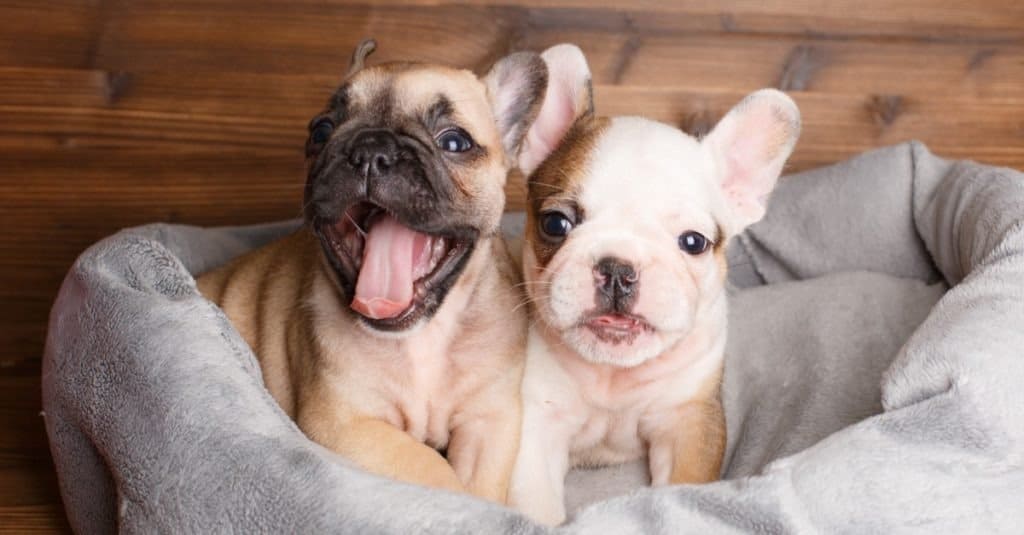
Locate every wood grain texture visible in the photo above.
<box><xmin>1</xmin><ymin>1</ymin><xmax>1022</xmax><ymax>532</ymax></box>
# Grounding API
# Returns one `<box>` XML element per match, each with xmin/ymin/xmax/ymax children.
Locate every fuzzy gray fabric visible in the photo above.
<box><xmin>43</xmin><ymin>142</ymin><xmax>1024</xmax><ymax>533</ymax></box>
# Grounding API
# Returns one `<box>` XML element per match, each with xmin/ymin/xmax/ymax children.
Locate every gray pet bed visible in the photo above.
<box><xmin>43</xmin><ymin>142</ymin><xmax>1024</xmax><ymax>533</ymax></box>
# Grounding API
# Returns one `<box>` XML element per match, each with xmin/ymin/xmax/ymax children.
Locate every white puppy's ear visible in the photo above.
<box><xmin>703</xmin><ymin>89</ymin><xmax>801</xmax><ymax>231</ymax></box>
<box><xmin>517</xmin><ymin>44</ymin><xmax>594</xmax><ymax>175</ymax></box>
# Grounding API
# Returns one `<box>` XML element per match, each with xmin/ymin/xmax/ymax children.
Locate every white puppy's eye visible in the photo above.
<box><xmin>678</xmin><ymin>231</ymin><xmax>710</xmax><ymax>255</ymax></box>
<box><xmin>539</xmin><ymin>211</ymin><xmax>574</xmax><ymax>240</ymax></box>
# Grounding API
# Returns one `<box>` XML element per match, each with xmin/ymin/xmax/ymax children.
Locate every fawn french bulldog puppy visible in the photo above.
<box><xmin>198</xmin><ymin>40</ymin><xmax>579</xmax><ymax>502</ymax></box>
<box><xmin>507</xmin><ymin>54</ymin><xmax>801</xmax><ymax>523</ymax></box>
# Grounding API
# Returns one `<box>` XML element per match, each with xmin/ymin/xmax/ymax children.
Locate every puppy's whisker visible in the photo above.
<box><xmin>530</xmin><ymin>264</ymin><xmax>559</xmax><ymax>276</ymax></box>
<box><xmin>512</xmin><ymin>289</ymin><xmax>552</xmax><ymax>301</ymax></box>
<box><xmin>296</xmin><ymin>198</ymin><xmax>316</xmax><ymax>221</ymax></box>
<box><xmin>511</xmin><ymin>281</ymin><xmax>553</xmax><ymax>289</ymax></box>
<box><xmin>512</xmin><ymin>293</ymin><xmax>552</xmax><ymax>315</ymax></box>
<box><xmin>528</xmin><ymin>181</ymin><xmax>573</xmax><ymax>195</ymax></box>
<box><xmin>512</xmin><ymin>294</ymin><xmax>540</xmax><ymax>310</ymax></box>
<box><xmin>345</xmin><ymin>211</ymin><xmax>368</xmax><ymax>237</ymax></box>
<box><xmin>528</xmin><ymin>181</ymin><xmax>565</xmax><ymax>191</ymax></box>
<box><xmin>296</xmin><ymin>157</ymin><xmax>345</xmax><ymax>220</ymax></box>
<box><xmin>526</xmin><ymin>315</ymin><xmax>549</xmax><ymax>333</ymax></box>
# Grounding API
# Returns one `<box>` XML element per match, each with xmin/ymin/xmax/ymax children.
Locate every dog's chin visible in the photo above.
<box><xmin>555</xmin><ymin>316</ymin><xmax>675</xmax><ymax>368</ymax></box>
<box><xmin>355</xmin><ymin>315</ymin><xmax>429</xmax><ymax>339</ymax></box>
<box><xmin>314</xmin><ymin>201</ymin><xmax>478</xmax><ymax>334</ymax></box>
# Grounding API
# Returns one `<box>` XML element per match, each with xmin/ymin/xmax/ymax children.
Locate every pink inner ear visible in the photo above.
<box><xmin>720</xmin><ymin>105</ymin><xmax>788</xmax><ymax>197</ymax></box>
<box><xmin>520</xmin><ymin>82</ymin><xmax>576</xmax><ymax>174</ymax></box>
<box><xmin>513</xmin><ymin>44</ymin><xmax>592</xmax><ymax>174</ymax></box>
<box><xmin>711</xmin><ymin>93</ymin><xmax>799</xmax><ymax>229</ymax></box>
<box><xmin>536</xmin><ymin>89</ymin><xmax>576</xmax><ymax>154</ymax></box>
<box><xmin>722</xmin><ymin>149</ymin><xmax>764</xmax><ymax>225</ymax></box>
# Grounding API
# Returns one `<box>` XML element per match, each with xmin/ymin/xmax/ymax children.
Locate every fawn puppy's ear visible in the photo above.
<box><xmin>516</xmin><ymin>44</ymin><xmax>594</xmax><ymax>176</ymax></box>
<box><xmin>703</xmin><ymin>89</ymin><xmax>801</xmax><ymax>232</ymax></box>
<box><xmin>483</xmin><ymin>50</ymin><xmax>548</xmax><ymax>166</ymax></box>
<box><xmin>345</xmin><ymin>38</ymin><xmax>377</xmax><ymax>78</ymax></box>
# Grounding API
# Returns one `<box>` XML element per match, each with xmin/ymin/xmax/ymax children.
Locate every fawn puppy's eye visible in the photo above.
<box><xmin>539</xmin><ymin>211</ymin><xmax>574</xmax><ymax>240</ymax></box>
<box><xmin>309</xmin><ymin>119</ymin><xmax>335</xmax><ymax>145</ymax></box>
<box><xmin>678</xmin><ymin>231</ymin><xmax>710</xmax><ymax>255</ymax></box>
<box><xmin>436</xmin><ymin>128</ymin><xmax>474</xmax><ymax>153</ymax></box>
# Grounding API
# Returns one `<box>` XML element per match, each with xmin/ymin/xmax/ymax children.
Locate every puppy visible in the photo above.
<box><xmin>507</xmin><ymin>53</ymin><xmax>801</xmax><ymax>524</ymax></box>
<box><xmin>197</xmin><ymin>40</ymin><xmax>576</xmax><ymax>502</ymax></box>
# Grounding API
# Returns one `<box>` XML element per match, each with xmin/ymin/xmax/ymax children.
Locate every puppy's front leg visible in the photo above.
<box><xmin>646</xmin><ymin>396</ymin><xmax>726</xmax><ymax>486</ymax></box>
<box><xmin>508</xmin><ymin>401</ymin><xmax>572</xmax><ymax>526</ymax></box>
<box><xmin>297</xmin><ymin>398</ymin><xmax>465</xmax><ymax>494</ymax></box>
<box><xmin>446</xmin><ymin>401</ymin><xmax>521</xmax><ymax>504</ymax></box>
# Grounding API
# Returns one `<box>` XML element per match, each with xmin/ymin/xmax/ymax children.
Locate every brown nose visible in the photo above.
<box><xmin>347</xmin><ymin>129</ymin><xmax>398</xmax><ymax>178</ymax></box>
<box><xmin>594</xmin><ymin>257</ymin><xmax>638</xmax><ymax>312</ymax></box>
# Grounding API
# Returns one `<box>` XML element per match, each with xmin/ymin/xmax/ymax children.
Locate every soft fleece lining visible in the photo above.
<box><xmin>44</xmin><ymin>142</ymin><xmax>1024</xmax><ymax>533</ymax></box>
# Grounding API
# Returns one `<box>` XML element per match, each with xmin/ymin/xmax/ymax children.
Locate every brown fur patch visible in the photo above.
<box><xmin>668</xmin><ymin>370</ymin><xmax>725</xmax><ymax>484</ymax></box>
<box><xmin>712</xmin><ymin>236</ymin><xmax>729</xmax><ymax>285</ymax></box>
<box><xmin>643</xmin><ymin>369</ymin><xmax>726</xmax><ymax>485</ymax></box>
<box><xmin>525</xmin><ymin>116</ymin><xmax>610</xmax><ymax>269</ymax></box>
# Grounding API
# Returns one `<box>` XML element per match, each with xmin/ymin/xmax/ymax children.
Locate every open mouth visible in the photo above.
<box><xmin>583</xmin><ymin>313</ymin><xmax>654</xmax><ymax>345</ymax></box>
<box><xmin>317</xmin><ymin>201</ymin><xmax>474</xmax><ymax>331</ymax></box>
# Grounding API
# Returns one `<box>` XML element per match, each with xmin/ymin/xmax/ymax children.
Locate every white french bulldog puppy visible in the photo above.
<box><xmin>507</xmin><ymin>48</ymin><xmax>801</xmax><ymax>525</ymax></box>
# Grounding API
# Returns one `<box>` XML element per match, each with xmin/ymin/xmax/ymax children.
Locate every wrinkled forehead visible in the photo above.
<box><xmin>345</xmin><ymin>64</ymin><xmax>496</xmax><ymax>137</ymax></box>
<box><xmin>579</xmin><ymin>117</ymin><xmax>719</xmax><ymax>224</ymax></box>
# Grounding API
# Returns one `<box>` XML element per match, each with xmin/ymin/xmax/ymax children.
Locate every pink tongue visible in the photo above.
<box><xmin>352</xmin><ymin>214</ymin><xmax>434</xmax><ymax>320</ymax></box>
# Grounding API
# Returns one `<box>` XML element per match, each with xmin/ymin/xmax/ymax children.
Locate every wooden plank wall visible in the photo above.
<box><xmin>2</xmin><ymin>1</ymin><xmax>1022</xmax><ymax>531</ymax></box>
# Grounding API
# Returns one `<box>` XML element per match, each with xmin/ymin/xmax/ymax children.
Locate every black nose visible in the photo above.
<box><xmin>347</xmin><ymin>129</ymin><xmax>398</xmax><ymax>178</ymax></box>
<box><xmin>595</xmin><ymin>257</ymin><xmax>638</xmax><ymax>312</ymax></box>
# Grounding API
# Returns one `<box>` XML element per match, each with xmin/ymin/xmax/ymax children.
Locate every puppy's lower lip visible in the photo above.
<box><xmin>583</xmin><ymin>313</ymin><xmax>652</xmax><ymax>344</ymax></box>
<box><xmin>588</xmin><ymin>314</ymin><xmax>646</xmax><ymax>330</ymax></box>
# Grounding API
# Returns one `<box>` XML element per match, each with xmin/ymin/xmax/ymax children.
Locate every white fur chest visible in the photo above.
<box><xmin>367</xmin><ymin>307</ymin><xmax>473</xmax><ymax>449</ymax></box>
<box><xmin>523</xmin><ymin>326</ymin><xmax>725</xmax><ymax>467</ymax></box>
<box><xmin>570</xmin><ymin>402</ymin><xmax>648</xmax><ymax>466</ymax></box>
